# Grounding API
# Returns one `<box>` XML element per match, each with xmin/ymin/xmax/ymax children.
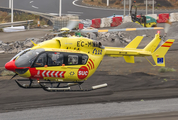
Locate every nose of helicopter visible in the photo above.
<box><xmin>5</xmin><ymin>60</ymin><xmax>16</xmax><ymax>72</ymax></box>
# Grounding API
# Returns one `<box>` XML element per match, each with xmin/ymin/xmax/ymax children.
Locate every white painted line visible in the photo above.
<box><xmin>32</xmin><ymin>5</ymin><xmax>39</xmax><ymax>9</ymax></box>
<box><xmin>30</xmin><ymin>1</ymin><xmax>33</xmax><ymax>4</ymax></box>
<box><xmin>67</xmin><ymin>11</ymin><xmax>83</xmax><ymax>14</ymax></box>
<box><xmin>72</xmin><ymin>0</ymin><xmax>121</xmax><ymax>11</ymax></box>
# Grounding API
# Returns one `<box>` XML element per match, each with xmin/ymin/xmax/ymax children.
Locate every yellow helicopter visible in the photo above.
<box><xmin>5</xmin><ymin>20</ymin><xmax>174</xmax><ymax>92</ymax></box>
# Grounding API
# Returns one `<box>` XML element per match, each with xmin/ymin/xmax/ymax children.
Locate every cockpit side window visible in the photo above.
<box><xmin>34</xmin><ymin>53</ymin><xmax>47</xmax><ymax>67</ymax></box>
<box><xmin>47</xmin><ymin>52</ymin><xmax>64</xmax><ymax>66</ymax></box>
<box><xmin>82</xmin><ymin>55</ymin><xmax>88</xmax><ymax>64</ymax></box>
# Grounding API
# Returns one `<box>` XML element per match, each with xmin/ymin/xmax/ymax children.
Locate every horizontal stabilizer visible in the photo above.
<box><xmin>125</xmin><ymin>36</ymin><xmax>144</xmax><ymax>49</ymax></box>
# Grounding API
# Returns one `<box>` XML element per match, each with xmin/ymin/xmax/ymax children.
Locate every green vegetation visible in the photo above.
<box><xmin>135</xmin><ymin>59</ymin><xmax>143</xmax><ymax>63</ymax></box>
<box><xmin>0</xmin><ymin>70</ymin><xmax>15</xmax><ymax>76</ymax></box>
<box><xmin>158</xmin><ymin>67</ymin><xmax>176</xmax><ymax>73</ymax></box>
<box><xmin>0</xmin><ymin>11</ymin><xmax>48</xmax><ymax>27</ymax></box>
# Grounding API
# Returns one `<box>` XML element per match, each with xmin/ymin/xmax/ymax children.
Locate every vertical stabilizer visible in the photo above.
<box><xmin>152</xmin><ymin>39</ymin><xmax>174</xmax><ymax>66</ymax></box>
<box><xmin>144</xmin><ymin>33</ymin><xmax>161</xmax><ymax>53</ymax></box>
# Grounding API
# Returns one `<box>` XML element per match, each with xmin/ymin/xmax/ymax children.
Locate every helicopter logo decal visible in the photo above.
<box><xmin>78</xmin><ymin>66</ymin><xmax>89</xmax><ymax>79</ymax></box>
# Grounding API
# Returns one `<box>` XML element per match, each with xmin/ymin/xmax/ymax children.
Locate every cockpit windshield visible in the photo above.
<box><xmin>10</xmin><ymin>48</ymin><xmax>31</xmax><ymax>61</ymax></box>
<box><xmin>15</xmin><ymin>48</ymin><xmax>45</xmax><ymax>67</ymax></box>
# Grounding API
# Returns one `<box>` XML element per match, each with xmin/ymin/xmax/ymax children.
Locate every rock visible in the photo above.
<box><xmin>0</xmin><ymin>51</ymin><xmax>5</xmax><ymax>54</ymax></box>
<box><xmin>24</xmin><ymin>41</ymin><xmax>33</xmax><ymax>47</ymax></box>
<box><xmin>10</xmin><ymin>49</ymin><xmax>18</xmax><ymax>53</ymax></box>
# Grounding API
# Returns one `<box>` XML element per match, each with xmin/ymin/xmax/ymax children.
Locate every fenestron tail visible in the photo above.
<box><xmin>152</xmin><ymin>39</ymin><xmax>174</xmax><ymax>66</ymax></box>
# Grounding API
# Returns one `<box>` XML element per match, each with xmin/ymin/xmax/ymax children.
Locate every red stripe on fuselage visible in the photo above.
<box><xmin>161</xmin><ymin>45</ymin><xmax>171</xmax><ymax>47</ymax></box>
<box><xmin>89</xmin><ymin>59</ymin><xmax>95</xmax><ymax>68</ymax></box>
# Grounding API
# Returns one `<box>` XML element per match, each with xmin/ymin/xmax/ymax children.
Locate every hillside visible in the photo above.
<box><xmin>83</xmin><ymin>0</ymin><xmax>178</xmax><ymax>10</ymax></box>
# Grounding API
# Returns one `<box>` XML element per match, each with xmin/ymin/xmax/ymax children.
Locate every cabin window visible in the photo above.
<box><xmin>68</xmin><ymin>55</ymin><xmax>78</xmax><ymax>65</ymax></box>
<box><xmin>64</xmin><ymin>53</ymin><xmax>88</xmax><ymax>65</ymax></box>
<box><xmin>47</xmin><ymin>52</ymin><xmax>64</xmax><ymax>66</ymax></box>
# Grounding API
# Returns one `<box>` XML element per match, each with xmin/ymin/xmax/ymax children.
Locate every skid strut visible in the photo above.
<box><xmin>15</xmin><ymin>79</ymin><xmax>43</xmax><ymax>88</ymax></box>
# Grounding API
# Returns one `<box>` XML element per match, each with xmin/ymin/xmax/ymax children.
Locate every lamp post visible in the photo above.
<box><xmin>107</xmin><ymin>0</ymin><xmax>109</xmax><ymax>6</ymax></box>
<box><xmin>9</xmin><ymin>0</ymin><xmax>11</xmax><ymax>8</ymax></box>
<box><xmin>124</xmin><ymin>0</ymin><xmax>125</xmax><ymax>16</ymax></box>
<box><xmin>129</xmin><ymin>0</ymin><xmax>131</xmax><ymax>15</ymax></box>
<box><xmin>59</xmin><ymin>0</ymin><xmax>61</xmax><ymax>17</ymax></box>
<box><xmin>11</xmin><ymin>0</ymin><xmax>13</xmax><ymax>27</ymax></box>
<box><xmin>152</xmin><ymin>0</ymin><xmax>154</xmax><ymax>14</ymax></box>
<box><xmin>146</xmin><ymin>0</ymin><xmax>147</xmax><ymax>15</ymax></box>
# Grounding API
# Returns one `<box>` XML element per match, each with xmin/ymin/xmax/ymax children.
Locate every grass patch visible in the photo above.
<box><xmin>158</xmin><ymin>67</ymin><xmax>176</xmax><ymax>73</ymax></box>
<box><xmin>0</xmin><ymin>11</ymin><xmax>48</xmax><ymax>27</ymax></box>
<box><xmin>0</xmin><ymin>70</ymin><xmax>15</xmax><ymax>76</ymax></box>
<box><xmin>135</xmin><ymin>59</ymin><xmax>143</xmax><ymax>63</ymax></box>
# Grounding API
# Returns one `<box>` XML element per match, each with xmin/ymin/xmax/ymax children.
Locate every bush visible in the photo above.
<box><xmin>0</xmin><ymin>70</ymin><xmax>15</xmax><ymax>76</ymax></box>
<box><xmin>158</xmin><ymin>67</ymin><xmax>176</xmax><ymax>73</ymax></box>
<box><xmin>135</xmin><ymin>59</ymin><xmax>142</xmax><ymax>63</ymax></box>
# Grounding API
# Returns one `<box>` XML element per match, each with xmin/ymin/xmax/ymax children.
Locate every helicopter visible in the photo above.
<box><xmin>5</xmin><ymin>20</ymin><xmax>174</xmax><ymax>92</ymax></box>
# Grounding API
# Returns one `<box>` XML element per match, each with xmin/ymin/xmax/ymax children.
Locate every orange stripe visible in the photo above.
<box><xmin>87</xmin><ymin>64</ymin><xmax>91</xmax><ymax>70</ymax></box>
<box><xmin>89</xmin><ymin>59</ymin><xmax>95</xmax><ymax>68</ymax></box>
<box><xmin>98</xmin><ymin>30</ymin><xmax>108</xmax><ymax>32</ymax></box>
<box><xmin>88</xmin><ymin>61</ymin><xmax>93</xmax><ymax>69</ymax></box>
<box><xmin>161</xmin><ymin>45</ymin><xmax>170</xmax><ymax>47</ymax></box>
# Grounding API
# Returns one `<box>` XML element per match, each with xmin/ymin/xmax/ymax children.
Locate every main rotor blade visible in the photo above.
<box><xmin>81</xmin><ymin>27</ymin><xmax>164</xmax><ymax>33</ymax></box>
<box><xmin>67</xmin><ymin>20</ymin><xmax>81</xmax><ymax>30</ymax></box>
<box><xmin>53</xmin><ymin>31</ymin><xmax>66</xmax><ymax>36</ymax></box>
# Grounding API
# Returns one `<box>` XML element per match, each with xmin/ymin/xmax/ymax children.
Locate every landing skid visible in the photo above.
<box><xmin>14</xmin><ymin>79</ymin><xmax>107</xmax><ymax>92</ymax></box>
<box><xmin>39</xmin><ymin>81</ymin><xmax>108</xmax><ymax>92</ymax></box>
<box><xmin>15</xmin><ymin>79</ymin><xmax>44</xmax><ymax>88</ymax></box>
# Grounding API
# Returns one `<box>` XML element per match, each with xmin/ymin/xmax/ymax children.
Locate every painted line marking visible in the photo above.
<box><xmin>67</xmin><ymin>11</ymin><xmax>83</xmax><ymax>14</ymax></box>
<box><xmin>73</xmin><ymin>0</ymin><xmax>122</xmax><ymax>11</ymax></box>
<box><xmin>30</xmin><ymin>1</ymin><xmax>33</xmax><ymax>4</ymax></box>
<box><xmin>32</xmin><ymin>5</ymin><xmax>39</xmax><ymax>9</ymax></box>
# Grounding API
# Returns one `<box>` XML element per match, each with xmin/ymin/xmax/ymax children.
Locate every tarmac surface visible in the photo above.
<box><xmin>0</xmin><ymin>29</ymin><xmax>178</xmax><ymax>119</ymax></box>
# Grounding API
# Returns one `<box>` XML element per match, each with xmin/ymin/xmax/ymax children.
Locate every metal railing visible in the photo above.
<box><xmin>0</xmin><ymin>20</ymin><xmax>33</xmax><ymax>28</ymax></box>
